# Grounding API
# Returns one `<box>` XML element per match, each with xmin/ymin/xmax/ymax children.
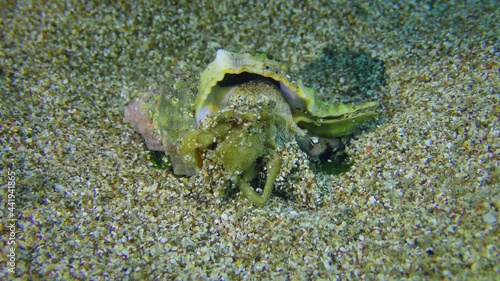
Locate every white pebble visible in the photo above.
<box><xmin>482</xmin><ymin>212</ymin><xmax>497</xmax><ymax>224</ymax></box>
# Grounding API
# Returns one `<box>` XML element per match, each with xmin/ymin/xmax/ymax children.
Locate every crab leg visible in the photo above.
<box><xmin>238</xmin><ymin>150</ymin><xmax>281</xmax><ymax>206</ymax></box>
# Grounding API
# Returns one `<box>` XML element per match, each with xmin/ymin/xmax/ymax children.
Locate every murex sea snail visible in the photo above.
<box><xmin>124</xmin><ymin>49</ymin><xmax>377</xmax><ymax>206</ymax></box>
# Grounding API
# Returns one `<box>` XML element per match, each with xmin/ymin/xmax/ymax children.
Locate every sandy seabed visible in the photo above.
<box><xmin>1</xmin><ymin>1</ymin><xmax>499</xmax><ymax>280</ymax></box>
